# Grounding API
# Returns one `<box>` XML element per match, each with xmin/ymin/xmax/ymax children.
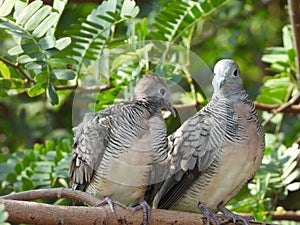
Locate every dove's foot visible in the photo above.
<box><xmin>217</xmin><ymin>204</ymin><xmax>253</xmax><ymax>225</ymax></box>
<box><xmin>198</xmin><ymin>203</ymin><xmax>221</xmax><ymax>225</ymax></box>
<box><xmin>94</xmin><ymin>196</ymin><xmax>126</xmax><ymax>214</ymax></box>
<box><xmin>131</xmin><ymin>199</ymin><xmax>151</xmax><ymax>225</ymax></box>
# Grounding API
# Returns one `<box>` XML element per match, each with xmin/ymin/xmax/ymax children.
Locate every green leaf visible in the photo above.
<box><xmin>0</xmin><ymin>61</ymin><xmax>10</xmax><ymax>78</ymax></box>
<box><xmin>39</xmin><ymin>37</ymin><xmax>56</xmax><ymax>50</ymax></box>
<box><xmin>18</xmin><ymin>54</ymin><xmax>39</xmax><ymax>64</ymax></box>
<box><xmin>150</xmin><ymin>0</ymin><xmax>215</xmax><ymax>42</ymax></box>
<box><xmin>120</xmin><ymin>0</ymin><xmax>139</xmax><ymax>18</ymax></box>
<box><xmin>51</xmin><ymin>69</ymin><xmax>75</xmax><ymax>80</ymax></box>
<box><xmin>49</xmin><ymin>57</ymin><xmax>76</xmax><ymax>69</ymax></box>
<box><xmin>27</xmin><ymin>82</ymin><xmax>46</xmax><ymax>97</ymax></box>
<box><xmin>24</xmin><ymin>5</ymin><xmax>52</xmax><ymax>31</ymax></box>
<box><xmin>24</xmin><ymin>61</ymin><xmax>44</xmax><ymax>70</ymax></box>
<box><xmin>286</xmin><ymin>182</ymin><xmax>300</xmax><ymax>191</ymax></box>
<box><xmin>32</xmin><ymin>12</ymin><xmax>59</xmax><ymax>37</ymax></box>
<box><xmin>31</xmin><ymin>173</ymin><xmax>50</xmax><ymax>180</ymax></box>
<box><xmin>34</xmin><ymin>160</ymin><xmax>54</xmax><ymax>171</ymax></box>
<box><xmin>282</xmin><ymin>25</ymin><xmax>293</xmax><ymax>50</ymax></box>
<box><xmin>46</xmin><ymin>83</ymin><xmax>58</xmax><ymax>105</ymax></box>
<box><xmin>35</xmin><ymin>72</ymin><xmax>48</xmax><ymax>83</ymax></box>
<box><xmin>16</xmin><ymin>0</ymin><xmax>43</xmax><ymax>25</ymax></box>
<box><xmin>0</xmin><ymin>204</ymin><xmax>9</xmax><ymax>224</ymax></box>
<box><xmin>0</xmin><ymin>0</ymin><xmax>17</xmax><ymax>16</ymax></box>
<box><xmin>67</xmin><ymin>0</ymin><xmax>136</xmax><ymax>68</ymax></box>
<box><xmin>0</xmin><ymin>19</ymin><xmax>23</xmax><ymax>32</ymax></box>
<box><xmin>287</xmin><ymin>48</ymin><xmax>296</xmax><ymax>62</ymax></box>
<box><xmin>7</xmin><ymin>45</ymin><xmax>24</xmax><ymax>55</ymax></box>
<box><xmin>53</xmin><ymin>0</ymin><xmax>67</xmax><ymax>15</ymax></box>
<box><xmin>55</xmin><ymin>37</ymin><xmax>71</xmax><ymax>50</ymax></box>
<box><xmin>261</xmin><ymin>53</ymin><xmax>288</xmax><ymax>64</ymax></box>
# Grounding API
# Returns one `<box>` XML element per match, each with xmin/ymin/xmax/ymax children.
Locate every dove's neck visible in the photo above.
<box><xmin>134</xmin><ymin>96</ymin><xmax>166</xmax><ymax>114</ymax></box>
<box><xmin>214</xmin><ymin>86</ymin><xmax>249</xmax><ymax>102</ymax></box>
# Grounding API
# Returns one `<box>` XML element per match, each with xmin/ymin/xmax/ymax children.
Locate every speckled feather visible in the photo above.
<box><xmin>69</xmin><ymin>74</ymin><xmax>172</xmax><ymax>206</ymax></box>
<box><xmin>153</xmin><ymin>59</ymin><xmax>265</xmax><ymax>212</ymax></box>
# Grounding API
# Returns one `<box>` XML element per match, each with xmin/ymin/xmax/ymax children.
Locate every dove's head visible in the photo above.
<box><xmin>212</xmin><ymin>59</ymin><xmax>244</xmax><ymax>96</ymax></box>
<box><xmin>133</xmin><ymin>74</ymin><xmax>175</xmax><ymax>116</ymax></box>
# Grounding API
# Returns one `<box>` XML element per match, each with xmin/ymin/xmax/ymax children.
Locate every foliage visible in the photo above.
<box><xmin>0</xmin><ymin>0</ymin><xmax>299</xmax><ymax>224</ymax></box>
<box><xmin>0</xmin><ymin>0</ymin><xmax>73</xmax><ymax>105</ymax></box>
<box><xmin>150</xmin><ymin>0</ymin><xmax>226</xmax><ymax>43</ymax></box>
<box><xmin>257</xmin><ymin>25</ymin><xmax>298</xmax><ymax>105</ymax></box>
<box><xmin>0</xmin><ymin>204</ymin><xmax>9</xmax><ymax>225</ymax></box>
<box><xmin>0</xmin><ymin>138</ymin><xmax>71</xmax><ymax>199</ymax></box>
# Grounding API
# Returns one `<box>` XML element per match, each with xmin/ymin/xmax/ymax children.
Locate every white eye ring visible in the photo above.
<box><xmin>160</xmin><ymin>88</ymin><xmax>166</xmax><ymax>96</ymax></box>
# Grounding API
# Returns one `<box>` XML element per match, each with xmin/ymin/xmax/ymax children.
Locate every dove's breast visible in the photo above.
<box><xmin>171</xmin><ymin>101</ymin><xmax>264</xmax><ymax>212</ymax></box>
<box><xmin>86</xmin><ymin>113</ymin><xmax>168</xmax><ymax>205</ymax></box>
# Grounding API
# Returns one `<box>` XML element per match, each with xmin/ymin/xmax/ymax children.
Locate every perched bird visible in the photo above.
<box><xmin>153</xmin><ymin>59</ymin><xmax>265</xmax><ymax>224</ymax></box>
<box><xmin>69</xmin><ymin>74</ymin><xmax>175</xmax><ymax>224</ymax></box>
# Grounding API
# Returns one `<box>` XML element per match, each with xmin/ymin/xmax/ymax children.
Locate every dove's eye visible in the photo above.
<box><xmin>233</xmin><ymin>69</ymin><xmax>238</xmax><ymax>76</ymax></box>
<box><xmin>159</xmin><ymin>88</ymin><xmax>166</xmax><ymax>96</ymax></box>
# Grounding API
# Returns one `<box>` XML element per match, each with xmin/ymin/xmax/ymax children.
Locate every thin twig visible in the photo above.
<box><xmin>0</xmin><ymin>56</ymin><xmax>36</xmax><ymax>84</ymax></box>
<box><xmin>288</xmin><ymin>0</ymin><xmax>300</xmax><ymax>87</ymax></box>
<box><xmin>0</xmin><ymin>56</ymin><xmax>114</xmax><ymax>93</ymax></box>
<box><xmin>260</xmin><ymin>92</ymin><xmax>300</xmax><ymax>127</ymax></box>
<box><xmin>254</xmin><ymin>101</ymin><xmax>300</xmax><ymax>113</ymax></box>
<box><xmin>55</xmin><ymin>84</ymin><xmax>113</xmax><ymax>93</ymax></box>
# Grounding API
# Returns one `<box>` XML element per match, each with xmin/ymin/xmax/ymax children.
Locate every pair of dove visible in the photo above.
<box><xmin>69</xmin><ymin>59</ymin><xmax>265</xmax><ymax>225</ymax></box>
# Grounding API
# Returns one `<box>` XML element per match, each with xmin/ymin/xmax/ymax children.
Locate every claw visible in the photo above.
<box><xmin>94</xmin><ymin>196</ymin><xmax>126</xmax><ymax>214</ymax></box>
<box><xmin>217</xmin><ymin>204</ymin><xmax>252</xmax><ymax>225</ymax></box>
<box><xmin>131</xmin><ymin>199</ymin><xmax>151</xmax><ymax>225</ymax></box>
<box><xmin>198</xmin><ymin>203</ymin><xmax>221</xmax><ymax>225</ymax></box>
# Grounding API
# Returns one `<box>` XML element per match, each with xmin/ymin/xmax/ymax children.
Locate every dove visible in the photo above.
<box><xmin>153</xmin><ymin>59</ymin><xmax>265</xmax><ymax>225</ymax></box>
<box><xmin>70</xmin><ymin>74</ymin><xmax>175</xmax><ymax>224</ymax></box>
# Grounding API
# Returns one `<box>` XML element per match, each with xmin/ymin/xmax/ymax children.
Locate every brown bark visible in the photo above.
<box><xmin>0</xmin><ymin>198</ymin><xmax>276</xmax><ymax>225</ymax></box>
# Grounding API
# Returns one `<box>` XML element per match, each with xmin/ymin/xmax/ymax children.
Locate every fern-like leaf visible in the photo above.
<box><xmin>66</xmin><ymin>0</ymin><xmax>139</xmax><ymax>74</ymax></box>
<box><xmin>150</xmin><ymin>0</ymin><xmax>225</xmax><ymax>42</ymax></box>
<box><xmin>0</xmin><ymin>0</ymin><xmax>73</xmax><ymax>105</ymax></box>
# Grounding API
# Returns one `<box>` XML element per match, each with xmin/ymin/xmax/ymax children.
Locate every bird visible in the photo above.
<box><xmin>152</xmin><ymin>59</ymin><xmax>265</xmax><ymax>225</ymax></box>
<box><xmin>69</xmin><ymin>74</ymin><xmax>175</xmax><ymax>224</ymax></box>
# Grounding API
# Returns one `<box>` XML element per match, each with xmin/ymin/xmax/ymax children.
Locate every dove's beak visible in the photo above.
<box><xmin>166</xmin><ymin>100</ymin><xmax>176</xmax><ymax>117</ymax></box>
<box><xmin>218</xmin><ymin>76</ymin><xmax>226</xmax><ymax>88</ymax></box>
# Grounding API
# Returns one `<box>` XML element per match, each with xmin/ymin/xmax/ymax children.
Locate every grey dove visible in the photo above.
<box><xmin>152</xmin><ymin>59</ymin><xmax>265</xmax><ymax>224</ymax></box>
<box><xmin>69</xmin><ymin>74</ymin><xmax>175</xmax><ymax>224</ymax></box>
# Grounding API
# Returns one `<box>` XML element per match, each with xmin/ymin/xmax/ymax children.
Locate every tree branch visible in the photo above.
<box><xmin>288</xmin><ymin>0</ymin><xmax>300</xmax><ymax>87</ymax></box>
<box><xmin>174</xmin><ymin>101</ymin><xmax>300</xmax><ymax>115</ymax></box>
<box><xmin>0</xmin><ymin>188</ymin><xmax>100</xmax><ymax>206</ymax></box>
<box><xmin>256</xmin><ymin>92</ymin><xmax>300</xmax><ymax>126</ymax></box>
<box><xmin>55</xmin><ymin>84</ymin><xmax>113</xmax><ymax>93</ymax></box>
<box><xmin>0</xmin><ymin>198</ymin><xmax>277</xmax><ymax>225</ymax></box>
<box><xmin>0</xmin><ymin>56</ymin><xmax>114</xmax><ymax>94</ymax></box>
<box><xmin>0</xmin><ymin>56</ymin><xmax>36</xmax><ymax>84</ymax></box>
<box><xmin>254</xmin><ymin>101</ymin><xmax>300</xmax><ymax>114</ymax></box>
<box><xmin>272</xmin><ymin>211</ymin><xmax>300</xmax><ymax>222</ymax></box>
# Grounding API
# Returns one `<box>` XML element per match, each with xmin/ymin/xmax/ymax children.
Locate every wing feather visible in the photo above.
<box><xmin>153</xmin><ymin>100</ymin><xmax>240</xmax><ymax>208</ymax></box>
<box><xmin>69</xmin><ymin>110</ymin><xmax>110</xmax><ymax>191</ymax></box>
